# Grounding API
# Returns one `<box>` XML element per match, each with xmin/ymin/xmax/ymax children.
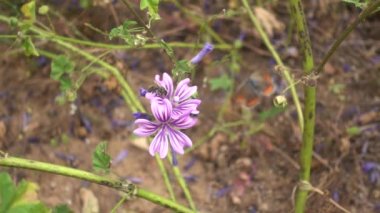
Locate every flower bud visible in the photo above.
<box><xmin>273</xmin><ymin>95</ymin><xmax>287</xmax><ymax>108</ymax></box>
<box><xmin>38</xmin><ymin>5</ymin><xmax>49</xmax><ymax>15</ymax></box>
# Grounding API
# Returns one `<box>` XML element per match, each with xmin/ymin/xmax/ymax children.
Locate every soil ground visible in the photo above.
<box><xmin>1</xmin><ymin>1</ymin><xmax>380</xmax><ymax>213</ymax></box>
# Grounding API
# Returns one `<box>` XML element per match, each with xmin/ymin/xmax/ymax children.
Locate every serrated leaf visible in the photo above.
<box><xmin>51</xmin><ymin>55</ymin><xmax>74</xmax><ymax>80</ymax></box>
<box><xmin>92</xmin><ymin>142</ymin><xmax>111</xmax><ymax>173</ymax></box>
<box><xmin>22</xmin><ymin>36</ymin><xmax>39</xmax><ymax>57</ymax></box>
<box><xmin>140</xmin><ymin>0</ymin><xmax>160</xmax><ymax>20</ymax></box>
<box><xmin>21</xmin><ymin>0</ymin><xmax>36</xmax><ymax>22</ymax></box>
<box><xmin>0</xmin><ymin>172</ymin><xmax>49</xmax><ymax>213</ymax></box>
<box><xmin>172</xmin><ymin>60</ymin><xmax>192</xmax><ymax>78</ymax></box>
<box><xmin>53</xmin><ymin>204</ymin><xmax>74</xmax><ymax>213</ymax></box>
<box><xmin>209</xmin><ymin>74</ymin><xmax>234</xmax><ymax>91</ymax></box>
<box><xmin>59</xmin><ymin>76</ymin><xmax>72</xmax><ymax>91</ymax></box>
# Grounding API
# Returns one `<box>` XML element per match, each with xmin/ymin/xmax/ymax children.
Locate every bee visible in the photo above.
<box><xmin>147</xmin><ymin>86</ymin><xmax>168</xmax><ymax>97</ymax></box>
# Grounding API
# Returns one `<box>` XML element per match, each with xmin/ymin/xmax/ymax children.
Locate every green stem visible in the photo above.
<box><xmin>110</xmin><ymin>196</ymin><xmax>127</xmax><ymax>213</ymax></box>
<box><xmin>0</xmin><ymin>15</ymin><xmax>179</xmax><ymax>207</ymax></box>
<box><xmin>314</xmin><ymin>0</ymin><xmax>380</xmax><ymax>75</ymax></box>
<box><xmin>241</xmin><ymin>0</ymin><xmax>304</xmax><ymax>131</ymax></box>
<box><xmin>167</xmin><ymin>152</ymin><xmax>197</xmax><ymax>211</ymax></box>
<box><xmin>288</xmin><ymin>0</ymin><xmax>316</xmax><ymax>212</ymax></box>
<box><xmin>0</xmin><ymin>156</ymin><xmax>194</xmax><ymax>213</ymax></box>
<box><xmin>155</xmin><ymin>155</ymin><xmax>177</xmax><ymax>202</ymax></box>
<box><xmin>0</xmin><ymin>35</ymin><xmax>231</xmax><ymax>50</ymax></box>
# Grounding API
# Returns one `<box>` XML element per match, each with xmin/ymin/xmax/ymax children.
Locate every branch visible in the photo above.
<box><xmin>0</xmin><ymin>156</ymin><xmax>194</xmax><ymax>213</ymax></box>
<box><xmin>314</xmin><ymin>0</ymin><xmax>380</xmax><ymax>75</ymax></box>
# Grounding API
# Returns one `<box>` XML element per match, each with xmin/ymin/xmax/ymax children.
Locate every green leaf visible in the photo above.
<box><xmin>209</xmin><ymin>74</ymin><xmax>234</xmax><ymax>91</ymax></box>
<box><xmin>259</xmin><ymin>106</ymin><xmax>285</xmax><ymax>121</ymax></box>
<box><xmin>51</xmin><ymin>55</ymin><xmax>74</xmax><ymax>80</ymax></box>
<box><xmin>59</xmin><ymin>76</ymin><xmax>72</xmax><ymax>91</ymax></box>
<box><xmin>22</xmin><ymin>36</ymin><xmax>39</xmax><ymax>57</ymax></box>
<box><xmin>79</xmin><ymin>0</ymin><xmax>92</xmax><ymax>8</ymax></box>
<box><xmin>140</xmin><ymin>0</ymin><xmax>160</xmax><ymax>20</ymax></box>
<box><xmin>172</xmin><ymin>60</ymin><xmax>192</xmax><ymax>78</ymax></box>
<box><xmin>347</xmin><ymin>126</ymin><xmax>361</xmax><ymax>136</ymax></box>
<box><xmin>92</xmin><ymin>142</ymin><xmax>111</xmax><ymax>173</ymax></box>
<box><xmin>21</xmin><ymin>0</ymin><xmax>36</xmax><ymax>22</ymax></box>
<box><xmin>0</xmin><ymin>172</ymin><xmax>49</xmax><ymax>213</ymax></box>
<box><xmin>342</xmin><ymin>0</ymin><xmax>367</xmax><ymax>8</ymax></box>
<box><xmin>53</xmin><ymin>204</ymin><xmax>74</xmax><ymax>213</ymax></box>
<box><xmin>109</xmin><ymin>21</ymin><xmax>146</xmax><ymax>46</ymax></box>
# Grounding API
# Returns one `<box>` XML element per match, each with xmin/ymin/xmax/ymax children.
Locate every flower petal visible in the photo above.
<box><xmin>133</xmin><ymin>119</ymin><xmax>159</xmax><ymax>136</ymax></box>
<box><xmin>174</xmin><ymin>78</ymin><xmax>197</xmax><ymax>102</ymax></box>
<box><xmin>151</xmin><ymin>98</ymin><xmax>172</xmax><ymax>122</ymax></box>
<box><xmin>167</xmin><ymin>127</ymin><xmax>184</xmax><ymax>154</ymax></box>
<box><xmin>145</xmin><ymin>92</ymin><xmax>156</xmax><ymax>100</ymax></box>
<box><xmin>172</xmin><ymin>99</ymin><xmax>201</xmax><ymax>118</ymax></box>
<box><xmin>149</xmin><ymin>127</ymin><xmax>169</xmax><ymax>158</ymax></box>
<box><xmin>168</xmin><ymin>127</ymin><xmax>192</xmax><ymax>148</ymax></box>
<box><xmin>155</xmin><ymin>73</ymin><xmax>173</xmax><ymax>98</ymax></box>
<box><xmin>170</xmin><ymin>114</ymin><xmax>197</xmax><ymax>129</ymax></box>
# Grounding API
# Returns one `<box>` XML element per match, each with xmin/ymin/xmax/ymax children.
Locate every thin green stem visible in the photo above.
<box><xmin>110</xmin><ymin>196</ymin><xmax>127</xmax><ymax>213</ymax></box>
<box><xmin>167</xmin><ymin>152</ymin><xmax>197</xmax><ymax>211</ymax></box>
<box><xmin>288</xmin><ymin>0</ymin><xmax>316</xmax><ymax>212</ymax></box>
<box><xmin>0</xmin><ymin>34</ymin><xmax>231</xmax><ymax>50</ymax></box>
<box><xmin>241</xmin><ymin>0</ymin><xmax>304</xmax><ymax>131</ymax></box>
<box><xmin>314</xmin><ymin>0</ymin><xmax>380</xmax><ymax>75</ymax></box>
<box><xmin>155</xmin><ymin>154</ymin><xmax>177</xmax><ymax>202</ymax></box>
<box><xmin>0</xmin><ymin>156</ymin><xmax>194</xmax><ymax>213</ymax></box>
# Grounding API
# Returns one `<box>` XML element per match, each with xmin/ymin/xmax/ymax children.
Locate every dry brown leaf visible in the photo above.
<box><xmin>80</xmin><ymin>188</ymin><xmax>99</xmax><ymax>213</ymax></box>
<box><xmin>0</xmin><ymin>121</ymin><xmax>5</xmax><ymax>140</ymax></box>
<box><xmin>254</xmin><ymin>7</ymin><xmax>285</xmax><ymax>37</ymax></box>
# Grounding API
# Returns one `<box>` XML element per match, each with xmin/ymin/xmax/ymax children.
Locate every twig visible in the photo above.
<box><xmin>0</xmin><ymin>156</ymin><xmax>194</xmax><ymax>213</ymax></box>
<box><xmin>314</xmin><ymin>0</ymin><xmax>380</xmax><ymax>75</ymax></box>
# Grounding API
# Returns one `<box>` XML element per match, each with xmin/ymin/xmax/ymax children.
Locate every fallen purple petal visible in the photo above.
<box><xmin>332</xmin><ymin>190</ymin><xmax>340</xmax><ymax>202</ymax></box>
<box><xmin>126</xmin><ymin>176</ymin><xmax>143</xmax><ymax>184</ymax></box>
<box><xmin>184</xmin><ymin>157</ymin><xmax>197</xmax><ymax>171</ymax></box>
<box><xmin>55</xmin><ymin>152</ymin><xmax>77</xmax><ymax>166</ymax></box>
<box><xmin>343</xmin><ymin>64</ymin><xmax>351</xmax><ymax>72</ymax></box>
<box><xmin>362</xmin><ymin>162</ymin><xmax>379</xmax><ymax>173</ymax></box>
<box><xmin>27</xmin><ymin>137</ymin><xmax>40</xmax><ymax>144</ymax></box>
<box><xmin>369</xmin><ymin>171</ymin><xmax>380</xmax><ymax>184</ymax></box>
<box><xmin>111</xmin><ymin>119</ymin><xmax>132</xmax><ymax>129</ymax></box>
<box><xmin>113</xmin><ymin>149</ymin><xmax>128</xmax><ymax>164</ymax></box>
<box><xmin>184</xmin><ymin>175</ymin><xmax>197</xmax><ymax>183</ymax></box>
<box><xmin>80</xmin><ymin>114</ymin><xmax>92</xmax><ymax>133</ymax></box>
<box><xmin>214</xmin><ymin>186</ymin><xmax>232</xmax><ymax>198</ymax></box>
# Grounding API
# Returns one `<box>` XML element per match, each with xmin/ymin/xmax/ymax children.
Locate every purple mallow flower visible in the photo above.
<box><xmin>190</xmin><ymin>43</ymin><xmax>214</xmax><ymax>64</ymax></box>
<box><xmin>145</xmin><ymin>73</ymin><xmax>201</xmax><ymax>119</ymax></box>
<box><xmin>133</xmin><ymin>98</ymin><xmax>198</xmax><ymax>158</ymax></box>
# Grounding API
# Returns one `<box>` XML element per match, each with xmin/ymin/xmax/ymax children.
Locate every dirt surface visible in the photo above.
<box><xmin>1</xmin><ymin>1</ymin><xmax>380</xmax><ymax>213</ymax></box>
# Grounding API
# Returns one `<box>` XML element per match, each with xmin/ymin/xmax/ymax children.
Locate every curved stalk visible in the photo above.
<box><xmin>314</xmin><ymin>0</ymin><xmax>380</xmax><ymax>74</ymax></box>
<box><xmin>241</xmin><ymin>0</ymin><xmax>304</xmax><ymax>131</ymax></box>
<box><xmin>0</xmin><ymin>156</ymin><xmax>194</xmax><ymax>213</ymax></box>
